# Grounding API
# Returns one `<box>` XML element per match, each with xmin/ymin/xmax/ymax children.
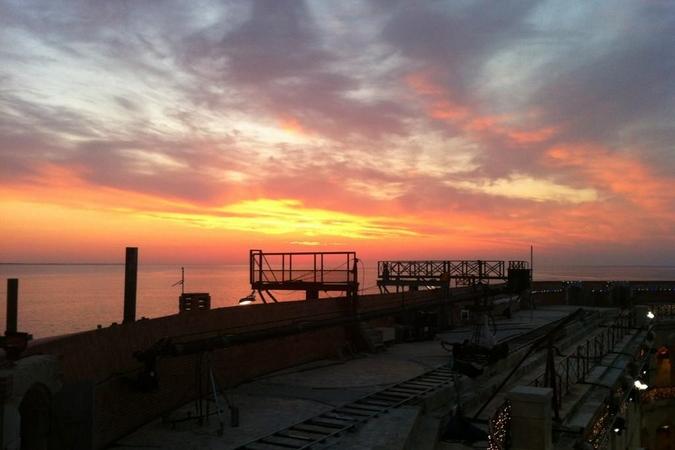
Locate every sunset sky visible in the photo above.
<box><xmin>1</xmin><ymin>0</ymin><xmax>674</xmax><ymax>265</ymax></box>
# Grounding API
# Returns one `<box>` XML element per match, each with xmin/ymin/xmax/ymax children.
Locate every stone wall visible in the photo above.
<box><xmin>23</xmin><ymin>289</ymin><xmax>441</xmax><ymax>448</ymax></box>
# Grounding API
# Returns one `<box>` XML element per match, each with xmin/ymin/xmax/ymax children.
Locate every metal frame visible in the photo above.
<box><xmin>377</xmin><ymin>260</ymin><xmax>529</xmax><ymax>292</ymax></box>
<box><xmin>250</xmin><ymin>250</ymin><xmax>359</xmax><ymax>300</ymax></box>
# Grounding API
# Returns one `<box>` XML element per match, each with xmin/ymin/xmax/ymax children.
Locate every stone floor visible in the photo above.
<box><xmin>113</xmin><ymin>305</ymin><xmax>588</xmax><ymax>450</ymax></box>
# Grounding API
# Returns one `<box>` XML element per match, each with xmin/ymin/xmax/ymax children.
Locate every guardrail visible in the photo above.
<box><xmin>530</xmin><ymin>313</ymin><xmax>635</xmax><ymax>416</ymax></box>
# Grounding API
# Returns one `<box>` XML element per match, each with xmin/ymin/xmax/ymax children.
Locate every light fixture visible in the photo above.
<box><xmin>647</xmin><ymin>311</ymin><xmax>655</xmax><ymax>319</ymax></box>
<box><xmin>238</xmin><ymin>292</ymin><xmax>256</xmax><ymax>305</ymax></box>
<box><xmin>634</xmin><ymin>380</ymin><xmax>648</xmax><ymax>391</ymax></box>
<box><xmin>612</xmin><ymin>417</ymin><xmax>626</xmax><ymax>435</ymax></box>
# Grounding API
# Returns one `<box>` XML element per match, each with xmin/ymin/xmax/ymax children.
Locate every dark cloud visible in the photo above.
<box><xmin>534</xmin><ymin>31</ymin><xmax>675</xmax><ymax>145</ymax></box>
<box><xmin>383</xmin><ymin>0</ymin><xmax>538</xmax><ymax>99</ymax></box>
<box><xmin>177</xmin><ymin>0</ymin><xmax>411</xmax><ymax>139</ymax></box>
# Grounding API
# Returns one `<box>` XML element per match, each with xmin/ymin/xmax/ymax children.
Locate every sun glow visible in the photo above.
<box><xmin>149</xmin><ymin>198</ymin><xmax>420</xmax><ymax>239</ymax></box>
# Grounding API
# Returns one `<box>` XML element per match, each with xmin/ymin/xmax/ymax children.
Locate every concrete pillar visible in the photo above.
<box><xmin>123</xmin><ymin>247</ymin><xmax>138</xmax><ymax>324</ymax></box>
<box><xmin>507</xmin><ymin>386</ymin><xmax>553</xmax><ymax>450</ymax></box>
<box><xmin>5</xmin><ymin>279</ymin><xmax>18</xmax><ymax>334</ymax></box>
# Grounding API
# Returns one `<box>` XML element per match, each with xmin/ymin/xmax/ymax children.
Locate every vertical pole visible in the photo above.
<box><xmin>353</xmin><ymin>255</ymin><xmax>359</xmax><ymax>297</ymax></box>
<box><xmin>6</xmin><ymin>278</ymin><xmax>18</xmax><ymax>334</ymax></box>
<box><xmin>249</xmin><ymin>250</ymin><xmax>254</xmax><ymax>285</ymax></box>
<box><xmin>259</xmin><ymin>253</ymin><xmax>263</xmax><ymax>283</ymax></box>
<box><xmin>565</xmin><ymin>358</ymin><xmax>570</xmax><ymax>393</ymax></box>
<box><xmin>123</xmin><ymin>247</ymin><xmax>138</xmax><ymax>324</ymax></box>
<box><xmin>181</xmin><ymin>267</ymin><xmax>185</xmax><ymax>295</ymax></box>
<box><xmin>530</xmin><ymin>245</ymin><xmax>534</xmax><ymax>281</ymax></box>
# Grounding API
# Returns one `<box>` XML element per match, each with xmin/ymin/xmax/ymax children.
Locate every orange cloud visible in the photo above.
<box><xmin>405</xmin><ymin>70</ymin><xmax>557</xmax><ymax>145</ymax></box>
<box><xmin>1</xmin><ymin>143</ymin><xmax>672</xmax><ymax>264</ymax></box>
<box><xmin>545</xmin><ymin>144</ymin><xmax>675</xmax><ymax>213</ymax></box>
<box><xmin>507</xmin><ymin>127</ymin><xmax>558</xmax><ymax>144</ymax></box>
<box><xmin>0</xmin><ymin>164</ymin><xmax>429</xmax><ymax>262</ymax></box>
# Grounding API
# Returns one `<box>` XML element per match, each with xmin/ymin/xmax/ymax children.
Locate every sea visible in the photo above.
<box><xmin>1</xmin><ymin>263</ymin><xmax>674</xmax><ymax>339</ymax></box>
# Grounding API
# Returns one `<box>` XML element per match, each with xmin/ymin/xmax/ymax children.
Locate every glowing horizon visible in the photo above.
<box><xmin>1</xmin><ymin>1</ymin><xmax>674</xmax><ymax>265</ymax></box>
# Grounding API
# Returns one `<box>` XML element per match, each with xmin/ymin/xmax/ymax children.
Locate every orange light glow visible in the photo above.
<box><xmin>278</xmin><ymin>116</ymin><xmax>307</xmax><ymax>135</ymax></box>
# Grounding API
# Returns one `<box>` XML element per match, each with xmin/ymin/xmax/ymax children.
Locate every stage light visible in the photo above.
<box><xmin>647</xmin><ymin>311</ymin><xmax>655</xmax><ymax>319</ymax></box>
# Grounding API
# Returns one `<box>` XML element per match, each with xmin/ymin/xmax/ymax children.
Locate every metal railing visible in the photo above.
<box><xmin>250</xmin><ymin>250</ymin><xmax>358</xmax><ymax>287</ymax></box>
<box><xmin>377</xmin><ymin>260</ymin><xmax>529</xmax><ymax>283</ymax></box>
<box><xmin>530</xmin><ymin>313</ymin><xmax>635</xmax><ymax>411</ymax></box>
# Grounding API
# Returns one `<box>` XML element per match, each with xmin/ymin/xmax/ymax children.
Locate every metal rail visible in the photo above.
<box><xmin>377</xmin><ymin>259</ymin><xmax>529</xmax><ymax>291</ymax></box>
<box><xmin>472</xmin><ymin>308</ymin><xmax>586</xmax><ymax>419</ymax></box>
<box><xmin>250</xmin><ymin>250</ymin><xmax>359</xmax><ymax>300</ymax></box>
<box><xmin>530</xmin><ymin>312</ymin><xmax>635</xmax><ymax>410</ymax></box>
<box><xmin>498</xmin><ymin>310</ymin><xmax>592</xmax><ymax>353</ymax></box>
<box><xmin>234</xmin><ymin>365</ymin><xmax>456</xmax><ymax>449</ymax></box>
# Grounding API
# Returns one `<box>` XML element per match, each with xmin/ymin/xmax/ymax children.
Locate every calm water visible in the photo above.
<box><xmin>1</xmin><ymin>264</ymin><xmax>674</xmax><ymax>339</ymax></box>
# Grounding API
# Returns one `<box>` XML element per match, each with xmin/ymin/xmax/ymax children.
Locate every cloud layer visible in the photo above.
<box><xmin>1</xmin><ymin>0</ymin><xmax>674</xmax><ymax>263</ymax></box>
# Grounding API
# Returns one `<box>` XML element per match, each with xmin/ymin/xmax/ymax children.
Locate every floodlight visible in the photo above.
<box><xmin>239</xmin><ymin>292</ymin><xmax>256</xmax><ymax>305</ymax></box>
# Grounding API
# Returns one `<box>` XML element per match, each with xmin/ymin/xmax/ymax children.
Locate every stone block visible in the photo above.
<box><xmin>507</xmin><ymin>386</ymin><xmax>553</xmax><ymax>450</ymax></box>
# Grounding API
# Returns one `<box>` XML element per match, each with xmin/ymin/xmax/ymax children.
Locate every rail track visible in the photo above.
<box><xmin>499</xmin><ymin>308</ymin><xmax>590</xmax><ymax>353</ymax></box>
<box><xmin>234</xmin><ymin>365</ymin><xmax>456</xmax><ymax>450</ymax></box>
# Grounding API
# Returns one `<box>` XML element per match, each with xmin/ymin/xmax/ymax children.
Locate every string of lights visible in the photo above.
<box><xmin>584</xmin><ymin>345</ymin><xmax>652</xmax><ymax>449</ymax></box>
<box><xmin>487</xmin><ymin>400</ymin><xmax>512</xmax><ymax>450</ymax></box>
<box><xmin>588</xmin><ymin>403</ymin><xmax>612</xmax><ymax>449</ymax></box>
<box><xmin>641</xmin><ymin>386</ymin><xmax>675</xmax><ymax>403</ymax></box>
<box><xmin>530</xmin><ymin>289</ymin><xmax>564</xmax><ymax>294</ymax></box>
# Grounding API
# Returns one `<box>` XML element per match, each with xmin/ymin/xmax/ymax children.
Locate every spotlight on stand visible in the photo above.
<box><xmin>239</xmin><ymin>291</ymin><xmax>256</xmax><ymax>305</ymax></box>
